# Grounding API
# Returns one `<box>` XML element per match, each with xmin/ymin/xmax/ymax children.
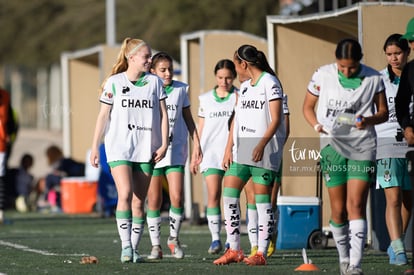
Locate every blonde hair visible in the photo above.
<box><xmin>100</xmin><ymin>37</ymin><xmax>147</xmax><ymax>92</ymax></box>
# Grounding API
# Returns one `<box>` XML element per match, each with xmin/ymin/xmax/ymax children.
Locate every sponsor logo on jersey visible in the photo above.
<box><xmin>240</xmin><ymin>100</ymin><xmax>265</xmax><ymax>109</ymax></box>
<box><xmin>122</xmin><ymin>86</ymin><xmax>130</xmax><ymax>94</ymax></box>
<box><xmin>241</xmin><ymin>125</ymin><xmax>256</xmax><ymax>133</ymax></box>
<box><xmin>121</xmin><ymin>99</ymin><xmax>153</xmax><ymax>108</ymax></box>
<box><xmin>127</xmin><ymin>124</ymin><xmax>152</xmax><ymax>131</ymax></box>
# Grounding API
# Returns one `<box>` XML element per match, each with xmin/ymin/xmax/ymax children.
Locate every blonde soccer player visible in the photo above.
<box><xmin>90</xmin><ymin>38</ymin><xmax>169</xmax><ymax>263</ymax></box>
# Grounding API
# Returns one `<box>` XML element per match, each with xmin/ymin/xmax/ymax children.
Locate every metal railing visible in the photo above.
<box><xmin>280</xmin><ymin>0</ymin><xmax>413</xmax><ymax>15</ymax></box>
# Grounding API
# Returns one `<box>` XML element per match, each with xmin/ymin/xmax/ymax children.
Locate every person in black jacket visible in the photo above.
<box><xmin>395</xmin><ymin>17</ymin><xmax>414</xmax><ymax>143</ymax></box>
<box><xmin>395</xmin><ymin>17</ymin><xmax>414</xmax><ymax>275</ymax></box>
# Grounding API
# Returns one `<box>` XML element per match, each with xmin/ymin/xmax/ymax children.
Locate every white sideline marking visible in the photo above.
<box><xmin>0</xmin><ymin>240</ymin><xmax>194</xmax><ymax>258</ymax></box>
<box><xmin>0</xmin><ymin>240</ymin><xmax>85</xmax><ymax>256</ymax></box>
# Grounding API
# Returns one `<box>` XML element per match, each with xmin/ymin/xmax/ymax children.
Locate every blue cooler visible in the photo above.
<box><xmin>276</xmin><ymin>196</ymin><xmax>320</xmax><ymax>249</ymax></box>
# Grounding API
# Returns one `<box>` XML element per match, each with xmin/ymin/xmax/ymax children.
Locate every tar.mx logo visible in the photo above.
<box><xmin>288</xmin><ymin>140</ymin><xmax>320</xmax><ymax>163</ymax></box>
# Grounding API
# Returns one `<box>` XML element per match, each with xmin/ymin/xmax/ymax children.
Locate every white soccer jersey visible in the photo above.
<box><xmin>198</xmin><ymin>87</ymin><xmax>237</xmax><ymax>172</ymax></box>
<box><xmin>375</xmin><ymin>68</ymin><xmax>409</xmax><ymax>159</ymax></box>
<box><xmin>307</xmin><ymin>63</ymin><xmax>385</xmax><ymax>161</ymax></box>
<box><xmin>155</xmin><ymin>80</ymin><xmax>190</xmax><ymax>168</ymax></box>
<box><xmin>100</xmin><ymin>72</ymin><xmax>167</xmax><ymax>163</ymax></box>
<box><xmin>233</xmin><ymin>72</ymin><xmax>285</xmax><ymax>172</ymax></box>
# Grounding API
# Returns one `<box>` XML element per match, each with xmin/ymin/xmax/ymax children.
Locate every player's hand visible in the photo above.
<box><xmin>222</xmin><ymin>149</ymin><xmax>233</xmax><ymax>171</ymax></box>
<box><xmin>152</xmin><ymin>145</ymin><xmax>167</xmax><ymax>163</ymax></box>
<box><xmin>252</xmin><ymin>144</ymin><xmax>265</xmax><ymax>162</ymax></box>
<box><xmin>89</xmin><ymin>149</ymin><xmax>100</xmax><ymax>168</ymax></box>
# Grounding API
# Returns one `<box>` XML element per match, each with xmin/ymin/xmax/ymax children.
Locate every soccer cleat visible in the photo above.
<box><xmin>393</xmin><ymin>252</ymin><xmax>408</xmax><ymax>266</ymax></box>
<box><xmin>208</xmin><ymin>240</ymin><xmax>223</xmax><ymax>254</ymax></box>
<box><xmin>340</xmin><ymin>262</ymin><xmax>349</xmax><ymax>275</ymax></box>
<box><xmin>213</xmin><ymin>248</ymin><xmax>244</xmax><ymax>265</ymax></box>
<box><xmin>243</xmin><ymin>251</ymin><xmax>266</xmax><ymax>266</ymax></box>
<box><xmin>168</xmin><ymin>236</ymin><xmax>184</xmax><ymax>259</ymax></box>
<box><xmin>147</xmin><ymin>245</ymin><xmax>163</xmax><ymax>260</ymax></box>
<box><xmin>387</xmin><ymin>245</ymin><xmax>396</xmax><ymax>264</ymax></box>
<box><xmin>388</xmin><ymin>245</ymin><xmax>408</xmax><ymax>265</ymax></box>
<box><xmin>120</xmin><ymin>246</ymin><xmax>133</xmax><ymax>263</ymax></box>
<box><xmin>345</xmin><ymin>265</ymin><xmax>363</xmax><ymax>275</ymax></box>
<box><xmin>249</xmin><ymin>245</ymin><xmax>258</xmax><ymax>258</ymax></box>
<box><xmin>267</xmin><ymin>232</ymin><xmax>277</xmax><ymax>257</ymax></box>
<box><xmin>132</xmin><ymin>250</ymin><xmax>143</xmax><ymax>263</ymax></box>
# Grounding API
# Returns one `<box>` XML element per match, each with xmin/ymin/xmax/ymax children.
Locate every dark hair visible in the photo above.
<box><xmin>235</xmin><ymin>44</ymin><xmax>275</xmax><ymax>76</ymax></box>
<box><xmin>151</xmin><ymin>51</ymin><xmax>173</xmax><ymax>70</ymax></box>
<box><xmin>383</xmin><ymin>33</ymin><xmax>410</xmax><ymax>52</ymax></box>
<box><xmin>383</xmin><ymin>33</ymin><xmax>410</xmax><ymax>83</ymax></box>
<box><xmin>335</xmin><ymin>38</ymin><xmax>363</xmax><ymax>61</ymax></box>
<box><xmin>20</xmin><ymin>153</ymin><xmax>33</xmax><ymax>170</ymax></box>
<box><xmin>214</xmin><ymin>59</ymin><xmax>237</xmax><ymax>78</ymax></box>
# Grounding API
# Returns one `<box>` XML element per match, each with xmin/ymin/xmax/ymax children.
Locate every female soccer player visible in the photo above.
<box><xmin>146</xmin><ymin>52</ymin><xmax>202</xmax><ymax>260</ymax></box>
<box><xmin>213</xmin><ymin>44</ymin><xmax>286</xmax><ymax>266</ymax></box>
<box><xmin>375</xmin><ymin>33</ymin><xmax>411</xmax><ymax>266</ymax></box>
<box><xmin>303</xmin><ymin>38</ymin><xmax>388</xmax><ymax>275</ymax></box>
<box><xmin>90</xmin><ymin>38</ymin><xmax>169</xmax><ymax>263</ymax></box>
<box><xmin>192</xmin><ymin>59</ymin><xmax>237</xmax><ymax>254</ymax></box>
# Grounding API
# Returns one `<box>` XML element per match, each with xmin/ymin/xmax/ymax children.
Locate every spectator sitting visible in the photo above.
<box><xmin>35</xmin><ymin>145</ymin><xmax>85</xmax><ymax>211</ymax></box>
<box><xmin>14</xmin><ymin>153</ymin><xmax>34</xmax><ymax>212</ymax></box>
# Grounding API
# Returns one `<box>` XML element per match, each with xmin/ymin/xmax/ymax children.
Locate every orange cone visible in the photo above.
<box><xmin>294</xmin><ymin>263</ymin><xmax>320</xmax><ymax>271</ymax></box>
<box><xmin>295</xmin><ymin>248</ymin><xmax>320</xmax><ymax>271</ymax></box>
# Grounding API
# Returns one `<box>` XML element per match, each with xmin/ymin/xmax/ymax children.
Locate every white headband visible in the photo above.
<box><xmin>125</xmin><ymin>42</ymin><xmax>146</xmax><ymax>59</ymax></box>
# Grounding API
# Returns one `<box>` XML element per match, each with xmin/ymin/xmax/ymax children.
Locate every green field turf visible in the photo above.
<box><xmin>0</xmin><ymin>211</ymin><xmax>410</xmax><ymax>275</ymax></box>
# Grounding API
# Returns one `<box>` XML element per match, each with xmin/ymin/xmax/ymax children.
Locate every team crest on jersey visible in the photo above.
<box><xmin>241</xmin><ymin>87</ymin><xmax>248</xmax><ymax>95</ymax></box>
<box><xmin>261</xmin><ymin>173</ymin><xmax>270</xmax><ymax>181</ymax></box>
<box><xmin>383</xmin><ymin>170</ymin><xmax>391</xmax><ymax>182</ymax></box>
<box><xmin>271</xmin><ymin>85</ymin><xmax>281</xmax><ymax>96</ymax></box>
<box><xmin>324</xmin><ymin>171</ymin><xmax>330</xmax><ymax>182</ymax></box>
<box><xmin>122</xmin><ymin>86</ymin><xmax>130</xmax><ymax>94</ymax></box>
<box><xmin>104</xmin><ymin>91</ymin><xmax>113</xmax><ymax>99</ymax></box>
